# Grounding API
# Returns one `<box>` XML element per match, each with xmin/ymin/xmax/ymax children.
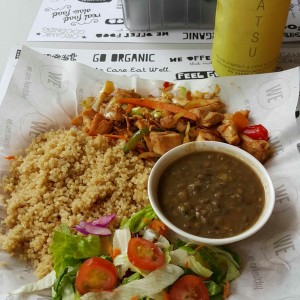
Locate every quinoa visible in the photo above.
<box><xmin>0</xmin><ymin>128</ymin><xmax>154</xmax><ymax>278</ymax></box>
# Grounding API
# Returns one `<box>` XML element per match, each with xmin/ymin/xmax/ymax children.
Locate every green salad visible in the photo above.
<box><xmin>9</xmin><ymin>205</ymin><xmax>241</xmax><ymax>300</ymax></box>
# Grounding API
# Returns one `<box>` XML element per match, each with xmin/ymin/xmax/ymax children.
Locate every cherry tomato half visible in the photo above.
<box><xmin>75</xmin><ymin>257</ymin><xmax>117</xmax><ymax>295</ymax></box>
<box><xmin>169</xmin><ymin>275</ymin><xmax>210</xmax><ymax>300</ymax></box>
<box><xmin>242</xmin><ymin>124</ymin><xmax>269</xmax><ymax>141</ymax></box>
<box><xmin>127</xmin><ymin>237</ymin><xmax>165</xmax><ymax>271</ymax></box>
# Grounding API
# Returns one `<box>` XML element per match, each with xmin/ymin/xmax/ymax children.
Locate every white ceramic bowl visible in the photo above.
<box><xmin>148</xmin><ymin>141</ymin><xmax>275</xmax><ymax>245</ymax></box>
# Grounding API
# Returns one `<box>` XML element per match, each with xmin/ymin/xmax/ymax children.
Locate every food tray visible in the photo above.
<box><xmin>121</xmin><ymin>0</ymin><xmax>217</xmax><ymax>31</ymax></box>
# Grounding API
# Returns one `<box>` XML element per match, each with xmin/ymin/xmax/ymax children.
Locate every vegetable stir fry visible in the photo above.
<box><xmin>71</xmin><ymin>81</ymin><xmax>272</xmax><ymax>163</ymax></box>
<box><xmin>10</xmin><ymin>206</ymin><xmax>241</xmax><ymax>300</ymax></box>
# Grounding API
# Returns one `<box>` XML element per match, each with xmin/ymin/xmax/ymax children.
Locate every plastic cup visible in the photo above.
<box><xmin>212</xmin><ymin>0</ymin><xmax>291</xmax><ymax>76</ymax></box>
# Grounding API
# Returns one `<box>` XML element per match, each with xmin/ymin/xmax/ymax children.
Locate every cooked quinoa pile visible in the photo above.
<box><xmin>0</xmin><ymin>128</ymin><xmax>154</xmax><ymax>278</ymax></box>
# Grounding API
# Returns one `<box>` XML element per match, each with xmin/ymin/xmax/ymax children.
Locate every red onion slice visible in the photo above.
<box><xmin>73</xmin><ymin>225</ymin><xmax>89</xmax><ymax>235</ymax></box>
<box><xmin>91</xmin><ymin>214</ymin><xmax>116</xmax><ymax>227</ymax></box>
<box><xmin>73</xmin><ymin>214</ymin><xmax>115</xmax><ymax>236</ymax></box>
<box><xmin>73</xmin><ymin>222</ymin><xmax>112</xmax><ymax>236</ymax></box>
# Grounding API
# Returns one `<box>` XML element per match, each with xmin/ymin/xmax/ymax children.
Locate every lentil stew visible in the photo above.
<box><xmin>157</xmin><ymin>151</ymin><xmax>265</xmax><ymax>238</ymax></box>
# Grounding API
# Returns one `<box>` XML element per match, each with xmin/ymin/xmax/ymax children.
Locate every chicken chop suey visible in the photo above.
<box><xmin>71</xmin><ymin>81</ymin><xmax>273</xmax><ymax>163</ymax></box>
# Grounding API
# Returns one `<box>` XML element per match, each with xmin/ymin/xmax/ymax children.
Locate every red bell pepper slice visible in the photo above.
<box><xmin>241</xmin><ymin>124</ymin><xmax>269</xmax><ymax>141</ymax></box>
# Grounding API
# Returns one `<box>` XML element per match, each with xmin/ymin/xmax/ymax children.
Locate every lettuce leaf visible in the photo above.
<box><xmin>52</xmin><ymin>266</ymin><xmax>80</xmax><ymax>300</ymax></box>
<box><xmin>50</xmin><ymin>224</ymin><xmax>102</xmax><ymax>300</ymax></box>
<box><xmin>122</xmin><ymin>272</ymin><xmax>141</xmax><ymax>285</ymax></box>
<box><xmin>196</xmin><ymin>246</ymin><xmax>240</xmax><ymax>283</ymax></box>
<box><xmin>205</xmin><ymin>280</ymin><xmax>222</xmax><ymax>296</ymax></box>
<box><xmin>120</xmin><ymin>205</ymin><xmax>157</xmax><ymax>233</ymax></box>
<box><xmin>170</xmin><ymin>241</ymin><xmax>240</xmax><ymax>299</ymax></box>
<box><xmin>51</xmin><ymin>224</ymin><xmax>101</xmax><ymax>275</ymax></box>
<box><xmin>186</xmin><ymin>255</ymin><xmax>213</xmax><ymax>278</ymax></box>
<box><xmin>204</xmin><ymin>246</ymin><xmax>240</xmax><ymax>282</ymax></box>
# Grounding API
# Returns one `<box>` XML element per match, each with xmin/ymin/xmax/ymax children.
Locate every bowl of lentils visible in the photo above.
<box><xmin>148</xmin><ymin>141</ymin><xmax>275</xmax><ymax>245</ymax></box>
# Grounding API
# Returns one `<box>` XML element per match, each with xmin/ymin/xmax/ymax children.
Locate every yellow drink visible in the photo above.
<box><xmin>212</xmin><ymin>0</ymin><xmax>291</xmax><ymax>76</ymax></box>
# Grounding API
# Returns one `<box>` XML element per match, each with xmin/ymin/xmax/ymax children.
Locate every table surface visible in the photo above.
<box><xmin>0</xmin><ymin>0</ymin><xmax>211</xmax><ymax>81</ymax></box>
<box><xmin>0</xmin><ymin>0</ymin><xmax>299</xmax><ymax>83</ymax></box>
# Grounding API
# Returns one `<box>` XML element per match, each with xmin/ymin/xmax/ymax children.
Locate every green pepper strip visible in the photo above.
<box><xmin>123</xmin><ymin>128</ymin><xmax>150</xmax><ymax>154</ymax></box>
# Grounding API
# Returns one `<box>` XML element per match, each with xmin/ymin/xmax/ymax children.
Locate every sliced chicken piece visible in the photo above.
<box><xmin>103</xmin><ymin>100</ymin><xmax>123</xmax><ymax>122</ymax></box>
<box><xmin>70</xmin><ymin>115</ymin><xmax>83</xmax><ymax>126</ymax></box>
<box><xmin>201</xmin><ymin>111</ymin><xmax>224</xmax><ymax>127</ymax></box>
<box><xmin>81</xmin><ymin>108</ymin><xmax>97</xmax><ymax>125</ymax></box>
<box><xmin>134</xmin><ymin>119</ymin><xmax>153</xmax><ymax>150</ymax></box>
<box><xmin>240</xmin><ymin>134</ymin><xmax>273</xmax><ymax>163</ymax></box>
<box><xmin>149</xmin><ymin>131</ymin><xmax>183</xmax><ymax>155</ymax></box>
<box><xmin>160</xmin><ymin>115</ymin><xmax>176</xmax><ymax>129</ymax></box>
<box><xmin>196</xmin><ymin>129</ymin><xmax>224</xmax><ymax>142</ymax></box>
<box><xmin>135</xmin><ymin>118</ymin><xmax>148</xmax><ymax>130</ymax></box>
<box><xmin>189</xmin><ymin>108</ymin><xmax>224</xmax><ymax>127</ymax></box>
<box><xmin>185</xmin><ymin>97</ymin><xmax>226</xmax><ymax>112</ymax></box>
<box><xmin>114</xmin><ymin>88</ymin><xmax>142</xmax><ymax>100</ymax></box>
<box><xmin>176</xmin><ymin>120</ymin><xmax>187</xmax><ymax>132</ymax></box>
<box><xmin>70</xmin><ymin>108</ymin><xmax>97</xmax><ymax>133</ymax></box>
<box><xmin>217</xmin><ymin>119</ymin><xmax>240</xmax><ymax>145</ymax></box>
<box><xmin>88</xmin><ymin>113</ymin><xmax>113</xmax><ymax>136</ymax></box>
<box><xmin>144</xmin><ymin>136</ymin><xmax>154</xmax><ymax>152</ymax></box>
<box><xmin>238</xmin><ymin>110</ymin><xmax>250</xmax><ymax>118</ymax></box>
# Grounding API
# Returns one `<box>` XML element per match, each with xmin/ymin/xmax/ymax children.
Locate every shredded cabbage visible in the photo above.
<box><xmin>142</xmin><ymin>228</ymin><xmax>158</xmax><ymax>242</ymax></box>
<box><xmin>112</xmin><ymin>228</ymin><xmax>131</xmax><ymax>254</ymax></box>
<box><xmin>169</xmin><ymin>248</ymin><xmax>189</xmax><ymax>267</ymax></box>
<box><xmin>81</xmin><ymin>264</ymin><xmax>184</xmax><ymax>300</ymax></box>
<box><xmin>155</xmin><ymin>235</ymin><xmax>170</xmax><ymax>249</ymax></box>
<box><xmin>112</xmin><ymin>228</ymin><xmax>131</xmax><ymax>277</ymax></box>
<box><xmin>120</xmin><ymin>204</ymin><xmax>157</xmax><ymax>233</ymax></box>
